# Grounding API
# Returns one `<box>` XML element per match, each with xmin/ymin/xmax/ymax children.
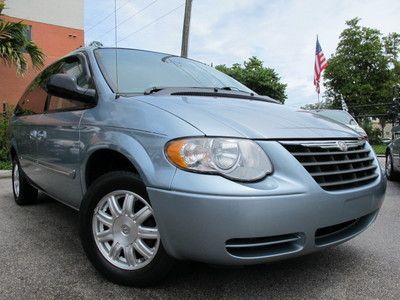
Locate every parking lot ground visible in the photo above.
<box><xmin>0</xmin><ymin>175</ymin><xmax>399</xmax><ymax>299</ymax></box>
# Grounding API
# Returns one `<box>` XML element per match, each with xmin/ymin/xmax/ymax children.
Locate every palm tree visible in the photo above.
<box><xmin>0</xmin><ymin>1</ymin><xmax>44</xmax><ymax>74</ymax></box>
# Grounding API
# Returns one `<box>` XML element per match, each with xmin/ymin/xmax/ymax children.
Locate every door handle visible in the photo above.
<box><xmin>29</xmin><ymin>130</ymin><xmax>37</xmax><ymax>139</ymax></box>
<box><xmin>36</xmin><ymin>130</ymin><xmax>47</xmax><ymax>140</ymax></box>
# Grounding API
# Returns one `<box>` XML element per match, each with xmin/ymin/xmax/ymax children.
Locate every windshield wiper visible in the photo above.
<box><xmin>144</xmin><ymin>86</ymin><xmax>256</xmax><ymax>96</ymax></box>
<box><xmin>217</xmin><ymin>86</ymin><xmax>255</xmax><ymax>96</ymax></box>
<box><xmin>144</xmin><ymin>86</ymin><xmax>165</xmax><ymax>95</ymax></box>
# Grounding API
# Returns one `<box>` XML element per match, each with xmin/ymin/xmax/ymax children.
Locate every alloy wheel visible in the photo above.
<box><xmin>385</xmin><ymin>154</ymin><xmax>392</xmax><ymax>178</ymax></box>
<box><xmin>13</xmin><ymin>164</ymin><xmax>20</xmax><ymax>198</ymax></box>
<box><xmin>92</xmin><ymin>190</ymin><xmax>160</xmax><ymax>270</ymax></box>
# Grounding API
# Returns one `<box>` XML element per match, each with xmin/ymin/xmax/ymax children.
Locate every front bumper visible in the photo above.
<box><xmin>147</xmin><ymin>141</ymin><xmax>387</xmax><ymax>265</ymax></box>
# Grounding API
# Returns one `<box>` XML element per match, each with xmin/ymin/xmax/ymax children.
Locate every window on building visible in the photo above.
<box><xmin>19</xmin><ymin>24</ymin><xmax>32</xmax><ymax>53</ymax></box>
<box><xmin>23</xmin><ymin>25</ymin><xmax>32</xmax><ymax>41</ymax></box>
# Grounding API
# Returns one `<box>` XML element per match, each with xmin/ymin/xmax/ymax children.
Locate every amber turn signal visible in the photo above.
<box><xmin>165</xmin><ymin>139</ymin><xmax>188</xmax><ymax>168</ymax></box>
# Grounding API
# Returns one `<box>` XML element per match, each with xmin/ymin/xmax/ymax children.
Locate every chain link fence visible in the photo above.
<box><xmin>350</xmin><ymin>100</ymin><xmax>400</xmax><ymax>157</ymax></box>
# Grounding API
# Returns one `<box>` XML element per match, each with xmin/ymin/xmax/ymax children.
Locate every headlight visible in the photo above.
<box><xmin>165</xmin><ymin>138</ymin><xmax>273</xmax><ymax>181</ymax></box>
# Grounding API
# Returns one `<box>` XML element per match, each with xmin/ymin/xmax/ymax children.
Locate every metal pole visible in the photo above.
<box><xmin>181</xmin><ymin>0</ymin><xmax>192</xmax><ymax>58</ymax></box>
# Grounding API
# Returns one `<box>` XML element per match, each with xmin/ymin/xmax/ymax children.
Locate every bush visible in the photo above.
<box><xmin>0</xmin><ymin>105</ymin><xmax>13</xmax><ymax>170</ymax></box>
<box><xmin>360</xmin><ymin>119</ymin><xmax>382</xmax><ymax>144</ymax></box>
<box><xmin>371</xmin><ymin>144</ymin><xmax>387</xmax><ymax>156</ymax></box>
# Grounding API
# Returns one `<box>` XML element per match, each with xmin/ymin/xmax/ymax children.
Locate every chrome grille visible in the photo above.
<box><xmin>280</xmin><ymin>140</ymin><xmax>378</xmax><ymax>191</ymax></box>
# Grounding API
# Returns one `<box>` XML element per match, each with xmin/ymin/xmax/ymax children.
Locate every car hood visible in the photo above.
<box><xmin>133</xmin><ymin>95</ymin><xmax>360</xmax><ymax>139</ymax></box>
<box><xmin>347</xmin><ymin>124</ymin><xmax>367</xmax><ymax>134</ymax></box>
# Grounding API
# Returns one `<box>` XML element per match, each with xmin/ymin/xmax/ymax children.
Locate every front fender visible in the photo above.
<box><xmin>79</xmin><ymin>127</ymin><xmax>177</xmax><ymax>193</ymax></box>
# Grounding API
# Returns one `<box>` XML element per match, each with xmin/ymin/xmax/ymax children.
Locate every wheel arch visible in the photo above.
<box><xmin>84</xmin><ymin>148</ymin><xmax>137</xmax><ymax>185</ymax></box>
<box><xmin>80</xmin><ymin>129</ymin><xmax>170</xmax><ymax>193</ymax></box>
<box><xmin>9</xmin><ymin>139</ymin><xmax>18</xmax><ymax>161</ymax></box>
<box><xmin>10</xmin><ymin>145</ymin><xmax>17</xmax><ymax>160</ymax></box>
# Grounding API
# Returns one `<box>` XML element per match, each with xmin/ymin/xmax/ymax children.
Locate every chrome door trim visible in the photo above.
<box><xmin>36</xmin><ymin>159</ymin><xmax>76</xmax><ymax>179</ymax></box>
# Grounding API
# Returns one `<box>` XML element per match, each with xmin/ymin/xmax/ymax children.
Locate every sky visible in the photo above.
<box><xmin>85</xmin><ymin>0</ymin><xmax>400</xmax><ymax>108</ymax></box>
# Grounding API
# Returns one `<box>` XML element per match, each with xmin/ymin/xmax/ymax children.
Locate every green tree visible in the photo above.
<box><xmin>0</xmin><ymin>104</ymin><xmax>13</xmax><ymax>169</ymax></box>
<box><xmin>0</xmin><ymin>1</ymin><xmax>44</xmax><ymax>74</ymax></box>
<box><xmin>300</xmin><ymin>100</ymin><xmax>336</xmax><ymax>110</ymax></box>
<box><xmin>216</xmin><ymin>56</ymin><xmax>287</xmax><ymax>103</ymax></box>
<box><xmin>323</xmin><ymin>18</ymin><xmax>400</xmax><ymax>134</ymax></box>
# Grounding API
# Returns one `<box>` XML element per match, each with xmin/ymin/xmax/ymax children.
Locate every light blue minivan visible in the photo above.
<box><xmin>10</xmin><ymin>47</ymin><xmax>386</xmax><ymax>286</ymax></box>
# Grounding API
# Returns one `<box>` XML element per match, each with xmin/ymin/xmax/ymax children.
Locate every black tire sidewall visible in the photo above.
<box><xmin>386</xmin><ymin>153</ymin><xmax>398</xmax><ymax>181</ymax></box>
<box><xmin>79</xmin><ymin>171</ymin><xmax>173</xmax><ymax>287</ymax></box>
<box><xmin>11</xmin><ymin>160</ymin><xmax>18</xmax><ymax>201</ymax></box>
<box><xmin>12</xmin><ymin>158</ymin><xmax>37</xmax><ymax>205</ymax></box>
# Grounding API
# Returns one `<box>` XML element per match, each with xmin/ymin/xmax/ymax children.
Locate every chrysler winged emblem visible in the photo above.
<box><xmin>336</xmin><ymin>141</ymin><xmax>348</xmax><ymax>151</ymax></box>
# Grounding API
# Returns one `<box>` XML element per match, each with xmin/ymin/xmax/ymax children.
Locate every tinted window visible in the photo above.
<box><xmin>47</xmin><ymin>97</ymin><xmax>88</xmax><ymax>112</ymax></box>
<box><xmin>46</xmin><ymin>56</ymin><xmax>92</xmax><ymax>112</ymax></box>
<box><xmin>16</xmin><ymin>56</ymin><xmax>93</xmax><ymax>115</ymax></box>
<box><xmin>95</xmin><ymin>48</ymin><xmax>254</xmax><ymax>94</ymax></box>
<box><xmin>15</xmin><ymin>61</ymin><xmax>63</xmax><ymax>116</ymax></box>
<box><xmin>62</xmin><ymin>57</ymin><xmax>90</xmax><ymax>89</ymax></box>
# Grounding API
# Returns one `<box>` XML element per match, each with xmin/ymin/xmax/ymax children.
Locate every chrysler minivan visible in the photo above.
<box><xmin>10</xmin><ymin>47</ymin><xmax>386</xmax><ymax>286</ymax></box>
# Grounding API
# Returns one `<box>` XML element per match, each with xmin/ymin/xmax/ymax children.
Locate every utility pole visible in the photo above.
<box><xmin>181</xmin><ymin>0</ymin><xmax>192</xmax><ymax>58</ymax></box>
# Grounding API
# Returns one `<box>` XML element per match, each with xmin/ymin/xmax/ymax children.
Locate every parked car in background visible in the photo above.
<box><xmin>10</xmin><ymin>47</ymin><xmax>386</xmax><ymax>287</ymax></box>
<box><xmin>311</xmin><ymin>109</ymin><xmax>368</xmax><ymax>139</ymax></box>
<box><xmin>385</xmin><ymin>126</ymin><xmax>400</xmax><ymax>181</ymax></box>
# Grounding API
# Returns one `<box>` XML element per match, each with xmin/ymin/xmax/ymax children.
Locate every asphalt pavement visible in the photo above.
<box><xmin>0</xmin><ymin>175</ymin><xmax>399</xmax><ymax>299</ymax></box>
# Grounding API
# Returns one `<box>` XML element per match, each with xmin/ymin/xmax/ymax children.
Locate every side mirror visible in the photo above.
<box><xmin>46</xmin><ymin>74</ymin><xmax>96</xmax><ymax>103</ymax></box>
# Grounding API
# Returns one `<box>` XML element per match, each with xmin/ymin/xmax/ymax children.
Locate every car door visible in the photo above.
<box><xmin>34</xmin><ymin>54</ymin><xmax>95</xmax><ymax>207</ymax></box>
<box><xmin>13</xmin><ymin>72</ymin><xmax>49</xmax><ymax>184</ymax></box>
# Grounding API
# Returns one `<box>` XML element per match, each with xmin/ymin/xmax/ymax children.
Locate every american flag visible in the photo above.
<box><xmin>313</xmin><ymin>37</ymin><xmax>328</xmax><ymax>94</ymax></box>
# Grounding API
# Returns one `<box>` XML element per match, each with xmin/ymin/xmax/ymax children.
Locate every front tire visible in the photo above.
<box><xmin>12</xmin><ymin>158</ymin><xmax>38</xmax><ymax>205</ymax></box>
<box><xmin>79</xmin><ymin>171</ymin><xmax>174</xmax><ymax>287</ymax></box>
<box><xmin>385</xmin><ymin>152</ymin><xmax>399</xmax><ymax>181</ymax></box>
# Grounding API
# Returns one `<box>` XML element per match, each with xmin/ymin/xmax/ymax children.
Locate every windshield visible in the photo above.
<box><xmin>94</xmin><ymin>48</ymin><xmax>254</xmax><ymax>94</ymax></box>
<box><xmin>315</xmin><ymin>110</ymin><xmax>357</xmax><ymax>125</ymax></box>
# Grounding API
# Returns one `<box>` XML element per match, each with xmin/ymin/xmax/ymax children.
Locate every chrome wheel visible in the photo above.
<box><xmin>92</xmin><ymin>190</ymin><xmax>160</xmax><ymax>270</ymax></box>
<box><xmin>13</xmin><ymin>163</ymin><xmax>20</xmax><ymax>198</ymax></box>
<box><xmin>385</xmin><ymin>154</ymin><xmax>392</xmax><ymax>178</ymax></box>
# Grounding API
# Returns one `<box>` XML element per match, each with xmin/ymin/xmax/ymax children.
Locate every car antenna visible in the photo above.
<box><xmin>114</xmin><ymin>0</ymin><xmax>120</xmax><ymax>99</ymax></box>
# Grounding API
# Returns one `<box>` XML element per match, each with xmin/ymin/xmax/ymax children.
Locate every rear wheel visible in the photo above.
<box><xmin>12</xmin><ymin>158</ymin><xmax>38</xmax><ymax>205</ymax></box>
<box><xmin>79</xmin><ymin>171</ymin><xmax>174</xmax><ymax>287</ymax></box>
<box><xmin>385</xmin><ymin>152</ymin><xmax>399</xmax><ymax>181</ymax></box>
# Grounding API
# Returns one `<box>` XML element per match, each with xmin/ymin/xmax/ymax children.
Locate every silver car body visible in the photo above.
<box><xmin>387</xmin><ymin>126</ymin><xmax>400</xmax><ymax>173</ymax></box>
<box><xmin>311</xmin><ymin>109</ymin><xmax>368</xmax><ymax>138</ymax></box>
<box><xmin>10</xmin><ymin>48</ymin><xmax>386</xmax><ymax>265</ymax></box>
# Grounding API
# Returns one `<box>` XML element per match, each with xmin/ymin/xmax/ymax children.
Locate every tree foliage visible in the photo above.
<box><xmin>0</xmin><ymin>104</ymin><xmax>13</xmax><ymax>169</ymax></box>
<box><xmin>301</xmin><ymin>100</ymin><xmax>335</xmax><ymax>110</ymax></box>
<box><xmin>0</xmin><ymin>1</ymin><xmax>45</xmax><ymax>74</ymax></box>
<box><xmin>216</xmin><ymin>56</ymin><xmax>287</xmax><ymax>103</ymax></box>
<box><xmin>323</xmin><ymin>18</ymin><xmax>400</xmax><ymax>125</ymax></box>
<box><xmin>360</xmin><ymin>118</ymin><xmax>382</xmax><ymax>144</ymax></box>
